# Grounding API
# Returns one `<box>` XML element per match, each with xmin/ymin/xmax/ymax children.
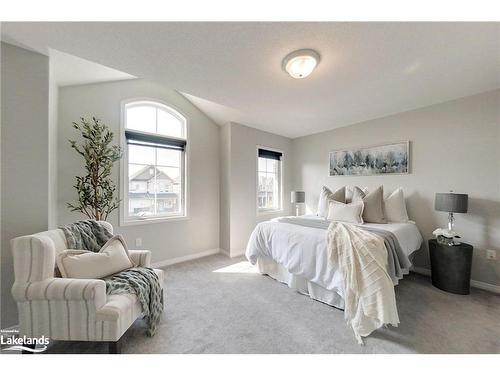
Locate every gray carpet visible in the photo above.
<box><xmin>44</xmin><ymin>254</ymin><xmax>499</xmax><ymax>354</ymax></box>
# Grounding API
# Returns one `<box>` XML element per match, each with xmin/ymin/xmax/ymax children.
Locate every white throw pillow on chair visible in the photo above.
<box><xmin>57</xmin><ymin>235</ymin><xmax>135</xmax><ymax>279</ymax></box>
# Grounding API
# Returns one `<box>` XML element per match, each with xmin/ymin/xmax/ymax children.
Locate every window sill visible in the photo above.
<box><xmin>120</xmin><ymin>215</ymin><xmax>189</xmax><ymax>227</ymax></box>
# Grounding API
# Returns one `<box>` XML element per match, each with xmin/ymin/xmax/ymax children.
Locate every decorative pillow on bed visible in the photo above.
<box><xmin>384</xmin><ymin>187</ymin><xmax>409</xmax><ymax>223</ymax></box>
<box><xmin>352</xmin><ymin>186</ymin><xmax>387</xmax><ymax>223</ymax></box>
<box><xmin>345</xmin><ymin>186</ymin><xmax>369</xmax><ymax>203</ymax></box>
<box><xmin>317</xmin><ymin>186</ymin><xmax>345</xmax><ymax>218</ymax></box>
<box><xmin>56</xmin><ymin>235</ymin><xmax>135</xmax><ymax>279</ymax></box>
<box><xmin>327</xmin><ymin>200</ymin><xmax>364</xmax><ymax>224</ymax></box>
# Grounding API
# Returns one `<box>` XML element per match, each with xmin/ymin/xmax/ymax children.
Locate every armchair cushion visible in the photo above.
<box><xmin>56</xmin><ymin>235</ymin><xmax>134</xmax><ymax>279</ymax></box>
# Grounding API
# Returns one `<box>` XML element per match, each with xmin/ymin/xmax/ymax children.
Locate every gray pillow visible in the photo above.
<box><xmin>352</xmin><ymin>186</ymin><xmax>387</xmax><ymax>223</ymax></box>
<box><xmin>345</xmin><ymin>186</ymin><xmax>368</xmax><ymax>203</ymax></box>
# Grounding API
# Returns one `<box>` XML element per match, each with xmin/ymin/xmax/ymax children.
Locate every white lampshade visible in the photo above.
<box><xmin>283</xmin><ymin>49</ymin><xmax>320</xmax><ymax>79</ymax></box>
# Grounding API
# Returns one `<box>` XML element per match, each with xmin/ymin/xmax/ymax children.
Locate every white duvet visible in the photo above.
<box><xmin>245</xmin><ymin>215</ymin><xmax>423</xmax><ymax>298</ymax></box>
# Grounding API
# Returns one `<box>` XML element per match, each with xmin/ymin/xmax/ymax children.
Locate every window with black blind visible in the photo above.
<box><xmin>122</xmin><ymin>100</ymin><xmax>187</xmax><ymax>222</ymax></box>
<box><xmin>257</xmin><ymin>148</ymin><xmax>283</xmax><ymax>211</ymax></box>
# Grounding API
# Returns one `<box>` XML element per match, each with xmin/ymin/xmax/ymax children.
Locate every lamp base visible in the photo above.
<box><xmin>447</xmin><ymin>212</ymin><xmax>455</xmax><ymax>231</ymax></box>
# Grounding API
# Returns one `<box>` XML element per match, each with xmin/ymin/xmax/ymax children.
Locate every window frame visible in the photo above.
<box><xmin>120</xmin><ymin>98</ymin><xmax>189</xmax><ymax>226</ymax></box>
<box><xmin>256</xmin><ymin>145</ymin><xmax>284</xmax><ymax>215</ymax></box>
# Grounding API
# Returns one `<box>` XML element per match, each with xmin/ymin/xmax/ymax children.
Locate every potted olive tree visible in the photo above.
<box><xmin>67</xmin><ymin>117</ymin><xmax>123</xmax><ymax>221</ymax></box>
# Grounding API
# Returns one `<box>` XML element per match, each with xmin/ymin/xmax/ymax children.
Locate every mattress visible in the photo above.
<box><xmin>245</xmin><ymin>215</ymin><xmax>423</xmax><ymax>300</ymax></box>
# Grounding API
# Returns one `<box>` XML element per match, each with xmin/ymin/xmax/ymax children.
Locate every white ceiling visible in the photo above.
<box><xmin>2</xmin><ymin>34</ymin><xmax>136</xmax><ymax>87</ymax></box>
<box><xmin>2</xmin><ymin>22</ymin><xmax>499</xmax><ymax>138</ymax></box>
<box><xmin>49</xmin><ymin>49</ymin><xmax>135</xmax><ymax>87</ymax></box>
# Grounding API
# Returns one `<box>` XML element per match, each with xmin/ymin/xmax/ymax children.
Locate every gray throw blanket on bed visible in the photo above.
<box><xmin>273</xmin><ymin>217</ymin><xmax>411</xmax><ymax>284</ymax></box>
<box><xmin>60</xmin><ymin>220</ymin><xmax>164</xmax><ymax>336</ymax></box>
<box><xmin>359</xmin><ymin>225</ymin><xmax>412</xmax><ymax>284</ymax></box>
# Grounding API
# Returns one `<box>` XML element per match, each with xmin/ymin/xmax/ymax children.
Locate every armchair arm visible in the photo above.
<box><xmin>11</xmin><ymin>235</ymin><xmax>56</xmax><ymax>282</ymax></box>
<box><xmin>12</xmin><ymin>278</ymin><xmax>106</xmax><ymax>309</ymax></box>
<box><xmin>128</xmin><ymin>250</ymin><xmax>151</xmax><ymax>267</ymax></box>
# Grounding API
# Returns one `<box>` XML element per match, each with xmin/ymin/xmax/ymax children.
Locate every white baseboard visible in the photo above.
<box><xmin>411</xmin><ymin>266</ymin><xmax>500</xmax><ymax>294</ymax></box>
<box><xmin>469</xmin><ymin>280</ymin><xmax>500</xmax><ymax>294</ymax></box>
<box><xmin>219</xmin><ymin>249</ymin><xmax>245</xmax><ymax>258</ymax></box>
<box><xmin>230</xmin><ymin>250</ymin><xmax>246</xmax><ymax>258</ymax></box>
<box><xmin>151</xmin><ymin>248</ymin><xmax>221</xmax><ymax>268</ymax></box>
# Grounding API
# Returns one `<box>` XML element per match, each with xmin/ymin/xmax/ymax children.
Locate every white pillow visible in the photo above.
<box><xmin>57</xmin><ymin>235</ymin><xmax>135</xmax><ymax>279</ymax></box>
<box><xmin>317</xmin><ymin>186</ymin><xmax>346</xmax><ymax>218</ymax></box>
<box><xmin>384</xmin><ymin>188</ymin><xmax>409</xmax><ymax>223</ymax></box>
<box><xmin>327</xmin><ymin>200</ymin><xmax>364</xmax><ymax>224</ymax></box>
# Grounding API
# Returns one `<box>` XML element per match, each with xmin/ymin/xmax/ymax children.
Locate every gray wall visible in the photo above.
<box><xmin>48</xmin><ymin>58</ymin><xmax>59</xmax><ymax>229</ymax></box>
<box><xmin>58</xmin><ymin>79</ymin><xmax>220</xmax><ymax>264</ymax></box>
<box><xmin>221</xmin><ymin>122</ymin><xmax>293</xmax><ymax>256</ymax></box>
<box><xmin>292</xmin><ymin>90</ymin><xmax>500</xmax><ymax>286</ymax></box>
<box><xmin>1</xmin><ymin>43</ymin><xmax>50</xmax><ymax>327</ymax></box>
<box><xmin>219</xmin><ymin>123</ymin><xmax>231</xmax><ymax>252</ymax></box>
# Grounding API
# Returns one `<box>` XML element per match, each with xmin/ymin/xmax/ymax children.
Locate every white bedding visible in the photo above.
<box><xmin>245</xmin><ymin>215</ymin><xmax>423</xmax><ymax>297</ymax></box>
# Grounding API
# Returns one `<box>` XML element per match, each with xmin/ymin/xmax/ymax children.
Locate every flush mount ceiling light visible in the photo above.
<box><xmin>282</xmin><ymin>49</ymin><xmax>320</xmax><ymax>79</ymax></box>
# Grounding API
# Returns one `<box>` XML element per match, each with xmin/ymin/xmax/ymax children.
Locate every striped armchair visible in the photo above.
<box><xmin>10</xmin><ymin>222</ymin><xmax>164</xmax><ymax>353</ymax></box>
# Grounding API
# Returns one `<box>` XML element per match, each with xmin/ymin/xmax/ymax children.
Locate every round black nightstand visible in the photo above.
<box><xmin>429</xmin><ymin>239</ymin><xmax>473</xmax><ymax>295</ymax></box>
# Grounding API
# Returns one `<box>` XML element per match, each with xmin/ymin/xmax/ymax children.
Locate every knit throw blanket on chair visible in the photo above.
<box><xmin>104</xmin><ymin>267</ymin><xmax>164</xmax><ymax>336</ymax></box>
<box><xmin>60</xmin><ymin>220</ymin><xmax>164</xmax><ymax>336</ymax></box>
<box><xmin>60</xmin><ymin>220</ymin><xmax>113</xmax><ymax>253</ymax></box>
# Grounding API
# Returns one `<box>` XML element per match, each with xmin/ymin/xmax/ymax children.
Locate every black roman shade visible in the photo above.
<box><xmin>125</xmin><ymin>130</ymin><xmax>186</xmax><ymax>151</ymax></box>
<box><xmin>258</xmin><ymin>148</ymin><xmax>282</xmax><ymax>160</ymax></box>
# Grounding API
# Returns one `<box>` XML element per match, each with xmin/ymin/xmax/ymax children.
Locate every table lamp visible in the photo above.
<box><xmin>434</xmin><ymin>192</ymin><xmax>468</xmax><ymax>245</ymax></box>
<box><xmin>291</xmin><ymin>191</ymin><xmax>305</xmax><ymax>216</ymax></box>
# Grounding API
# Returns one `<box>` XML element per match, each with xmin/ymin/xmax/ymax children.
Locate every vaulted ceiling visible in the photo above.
<box><xmin>49</xmin><ymin>49</ymin><xmax>135</xmax><ymax>87</ymax></box>
<box><xmin>2</xmin><ymin>22</ymin><xmax>499</xmax><ymax>138</ymax></box>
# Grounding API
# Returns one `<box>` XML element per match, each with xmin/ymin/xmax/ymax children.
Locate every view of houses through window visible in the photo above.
<box><xmin>124</xmin><ymin>101</ymin><xmax>186</xmax><ymax>220</ymax></box>
<box><xmin>128</xmin><ymin>147</ymin><xmax>182</xmax><ymax>217</ymax></box>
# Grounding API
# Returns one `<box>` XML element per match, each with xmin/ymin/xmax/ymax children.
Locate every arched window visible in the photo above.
<box><xmin>122</xmin><ymin>100</ymin><xmax>187</xmax><ymax>223</ymax></box>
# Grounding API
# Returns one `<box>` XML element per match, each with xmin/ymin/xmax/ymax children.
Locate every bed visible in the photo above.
<box><xmin>245</xmin><ymin>215</ymin><xmax>423</xmax><ymax>311</ymax></box>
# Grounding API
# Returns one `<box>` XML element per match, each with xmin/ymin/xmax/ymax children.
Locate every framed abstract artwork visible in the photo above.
<box><xmin>329</xmin><ymin>141</ymin><xmax>409</xmax><ymax>176</ymax></box>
